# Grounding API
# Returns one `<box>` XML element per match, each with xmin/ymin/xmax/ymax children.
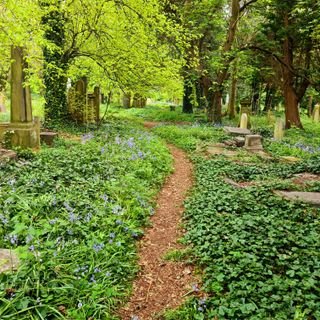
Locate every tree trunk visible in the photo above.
<box><xmin>252</xmin><ymin>79</ymin><xmax>260</xmax><ymax>114</ymax></box>
<box><xmin>282</xmin><ymin>12</ymin><xmax>303</xmax><ymax>129</ymax></box>
<box><xmin>228</xmin><ymin>65</ymin><xmax>237</xmax><ymax>119</ymax></box>
<box><xmin>207</xmin><ymin>0</ymin><xmax>240</xmax><ymax>123</ymax></box>
<box><xmin>307</xmin><ymin>95</ymin><xmax>313</xmax><ymax>117</ymax></box>
<box><xmin>182</xmin><ymin>78</ymin><xmax>193</xmax><ymax>113</ymax></box>
<box><xmin>42</xmin><ymin>0</ymin><xmax>68</xmax><ymax>125</ymax></box>
<box><xmin>264</xmin><ymin>83</ymin><xmax>275</xmax><ymax>111</ymax></box>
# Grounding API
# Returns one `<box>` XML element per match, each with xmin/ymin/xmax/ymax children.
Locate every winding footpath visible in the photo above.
<box><xmin>118</xmin><ymin>129</ymin><xmax>196</xmax><ymax>319</ymax></box>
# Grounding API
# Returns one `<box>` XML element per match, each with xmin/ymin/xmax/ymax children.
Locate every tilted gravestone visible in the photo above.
<box><xmin>0</xmin><ymin>46</ymin><xmax>39</xmax><ymax>148</ymax></box>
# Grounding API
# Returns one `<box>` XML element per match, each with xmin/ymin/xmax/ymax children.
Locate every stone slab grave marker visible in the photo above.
<box><xmin>244</xmin><ymin>134</ymin><xmax>263</xmax><ymax>151</ymax></box>
<box><xmin>240</xmin><ymin>113</ymin><xmax>248</xmax><ymax>129</ymax></box>
<box><xmin>0</xmin><ymin>46</ymin><xmax>40</xmax><ymax>148</ymax></box>
<box><xmin>224</xmin><ymin>126</ymin><xmax>251</xmax><ymax>136</ymax></box>
<box><xmin>274</xmin><ymin>191</ymin><xmax>320</xmax><ymax>207</ymax></box>
<box><xmin>40</xmin><ymin>131</ymin><xmax>58</xmax><ymax>146</ymax></box>
<box><xmin>274</xmin><ymin>118</ymin><xmax>284</xmax><ymax>140</ymax></box>
<box><xmin>313</xmin><ymin>104</ymin><xmax>320</xmax><ymax>122</ymax></box>
<box><xmin>0</xmin><ymin>249</ymin><xmax>19</xmax><ymax>273</ymax></box>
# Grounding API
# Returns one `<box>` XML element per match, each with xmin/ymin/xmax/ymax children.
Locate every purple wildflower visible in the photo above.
<box><xmin>93</xmin><ymin>243</ymin><xmax>105</xmax><ymax>252</ymax></box>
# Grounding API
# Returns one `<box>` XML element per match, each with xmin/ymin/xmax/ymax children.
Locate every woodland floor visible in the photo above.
<box><xmin>118</xmin><ymin>125</ymin><xmax>197</xmax><ymax>319</ymax></box>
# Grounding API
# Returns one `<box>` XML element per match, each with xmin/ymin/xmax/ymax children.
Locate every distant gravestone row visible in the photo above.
<box><xmin>67</xmin><ymin>77</ymin><xmax>100</xmax><ymax>124</ymax></box>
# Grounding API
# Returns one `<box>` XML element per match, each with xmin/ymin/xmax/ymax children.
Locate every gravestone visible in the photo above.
<box><xmin>244</xmin><ymin>135</ymin><xmax>263</xmax><ymax>151</ymax></box>
<box><xmin>267</xmin><ymin>110</ymin><xmax>275</xmax><ymax>124</ymax></box>
<box><xmin>240</xmin><ymin>99</ymin><xmax>251</xmax><ymax>128</ymax></box>
<box><xmin>0</xmin><ymin>249</ymin><xmax>19</xmax><ymax>273</ymax></box>
<box><xmin>0</xmin><ymin>46</ymin><xmax>40</xmax><ymax>148</ymax></box>
<box><xmin>313</xmin><ymin>104</ymin><xmax>320</xmax><ymax>122</ymax></box>
<box><xmin>68</xmin><ymin>77</ymin><xmax>90</xmax><ymax>123</ymax></box>
<box><xmin>224</xmin><ymin>126</ymin><xmax>251</xmax><ymax>136</ymax></box>
<box><xmin>274</xmin><ymin>118</ymin><xmax>284</xmax><ymax>140</ymax></box>
<box><xmin>240</xmin><ymin>113</ymin><xmax>248</xmax><ymax>129</ymax></box>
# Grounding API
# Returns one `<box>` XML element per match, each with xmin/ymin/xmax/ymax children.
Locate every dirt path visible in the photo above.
<box><xmin>118</xmin><ymin>142</ymin><xmax>196</xmax><ymax>320</ymax></box>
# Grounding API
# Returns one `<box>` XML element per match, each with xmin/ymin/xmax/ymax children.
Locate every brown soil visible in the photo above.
<box><xmin>118</xmin><ymin>144</ymin><xmax>197</xmax><ymax>320</ymax></box>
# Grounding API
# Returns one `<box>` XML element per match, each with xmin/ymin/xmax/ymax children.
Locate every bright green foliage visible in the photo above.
<box><xmin>0</xmin><ymin>121</ymin><xmax>172</xmax><ymax>319</ymax></box>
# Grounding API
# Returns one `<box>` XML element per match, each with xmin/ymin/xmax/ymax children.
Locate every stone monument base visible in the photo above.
<box><xmin>0</xmin><ymin>121</ymin><xmax>40</xmax><ymax>149</ymax></box>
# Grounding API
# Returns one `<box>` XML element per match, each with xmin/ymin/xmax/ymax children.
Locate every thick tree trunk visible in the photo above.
<box><xmin>207</xmin><ymin>0</ymin><xmax>240</xmax><ymax>123</ymax></box>
<box><xmin>282</xmin><ymin>13</ymin><xmax>303</xmax><ymax>129</ymax></box>
<box><xmin>42</xmin><ymin>0</ymin><xmax>68</xmax><ymax>125</ymax></box>
<box><xmin>182</xmin><ymin>78</ymin><xmax>193</xmax><ymax>113</ymax></box>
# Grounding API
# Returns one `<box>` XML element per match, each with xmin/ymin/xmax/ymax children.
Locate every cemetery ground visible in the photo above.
<box><xmin>0</xmin><ymin>104</ymin><xmax>320</xmax><ymax>319</ymax></box>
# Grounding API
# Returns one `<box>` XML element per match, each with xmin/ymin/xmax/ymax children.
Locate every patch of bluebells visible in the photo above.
<box><xmin>81</xmin><ymin>132</ymin><xmax>94</xmax><ymax>144</ymax></box>
<box><xmin>0</xmin><ymin>214</ymin><xmax>8</xmax><ymax>225</ymax></box>
<box><xmin>5</xmin><ymin>234</ymin><xmax>18</xmax><ymax>246</ymax></box>
<box><xmin>277</xmin><ymin>141</ymin><xmax>320</xmax><ymax>154</ymax></box>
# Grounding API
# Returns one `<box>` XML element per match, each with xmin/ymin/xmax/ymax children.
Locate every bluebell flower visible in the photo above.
<box><xmin>93</xmin><ymin>243</ymin><xmax>105</xmax><ymax>252</ymax></box>
<box><xmin>192</xmin><ymin>283</ymin><xmax>200</xmax><ymax>292</ymax></box>
<box><xmin>101</xmin><ymin>194</ymin><xmax>109</xmax><ymax>202</ymax></box>
<box><xmin>90</xmin><ymin>275</ymin><xmax>96</xmax><ymax>283</ymax></box>
<box><xmin>94</xmin><ymin>267</ymin><xmax>101</xmax><ymax>273</ymax></box>
<box><xmin>112</xmin><ymin>205</ymin><xmax>122</xmax><ymax>215</ymax></box>
<box><xmin>101</xmin><ymin>147</ymin><xmax>105</xmax><ymax>154</ymax></box>
<box><xmin>78</xmin><ymin>302</ymin><xmax>83</xmax><ymax>308</ymax></box>
<box><xmin>0</xmin><ymin>214</ymin><xmax>8</xmax><ymax>225</ymax></box>
<box><xmin>63</xmin><ymin>201</ymin><xmax>73</xmax><ymax>212</ymax></box>
<box><xmin>84</xmin><ymin>213</ymin><xmax>92</xmax><ymax>222</ymax></box>
<box><xmin>127</xmin><ymin>137</ymin><xmax>135</xmax><ymax>148</ymax></box>
<box><xmin>7</xmin><ymin>178</ymin><xmax>16</xmax><ymax>186</ymax></box>
<box><xmin>28</xmin><ymin>245</ymin><xmax>35</xmax><ymax>252</ymax></box>
<box><xmin>109</xmin><ymin>232</ymin><xmax>115</xmax><ymax>239</ymax></box>
<box><xmin>69</xmin><ymin>212</ymin><xmax>78</xmax><ymax>223</ymax></box>
<box><xmin>105</xmin><ymin>271</ymin><xmax>111</xmax><ymax>277</ymax></box>
<box><xmin>7</xmin><ymin>234</ymin><xmax>18</xmax><ymax>245</ymax></box>
<box><xmin>115</xmin><ymin>136</ymin><xmax>121</xmax><ymax>144</ymax></box>
<box><xmin>116</xmin><ymin>219</ymin><xmax>123</xmax><ymax>225</ymax></box>
<box><xmin>49</xmin><ymin>218</ymin><xmax>57</xmax><ymax>225</ymax></box>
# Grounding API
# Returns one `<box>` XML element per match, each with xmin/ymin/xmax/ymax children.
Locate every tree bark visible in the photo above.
<box><xmin>207</xmin><ymin>0</ymin><xmax>240</xmax><ymax>123</ymax></box>
<box><xmin>182</xmin><ymin>78</ymin><xmax>193</xmax><ymax>113</ymax></box>
<box><xmin>282</xmin><ymin>12</ymin><xmax>303</xmax><ymax>129</ymax></box>
<box><xmin>228</xmin><ymin>61</ymin><xmax>237</xmax><ymax>119</ymax></box>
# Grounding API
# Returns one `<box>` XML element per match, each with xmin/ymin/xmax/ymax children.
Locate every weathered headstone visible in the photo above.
<box><xmin>313</xmin><ymin>104</ymin><xmax>320</xmax><ymax>122</ymax></box>
<box><xmin>274</xmin><ymin>118</ymin><xmax>284</xmax><ymax>140</ymax></box>
<box><xmin>0</xmin><ymin>46</ymin><xmax>40</xmax><ymax>148</ymax></box>
<box><xmin>244</xmin><ymin>134</ymin><xmax>263</xmax><ymax>151</ymax></box>
<box><xmin>240</xmin><ymin>98</ymin><xmax>251</xmax><ymax>128</ymax></box>
<box><xmin>240</xmin><ymin>113</ymin><xmax>248</xmax><ymax>129</ymax></box>
<box><xmin>0</xmin><ymin>249</ymin><xmax>19</xmax><ymax>273</ymax></box>
<box><xmin>68</xmin><ymin>77</ymin><xmax>88</xmax><ymax>123</ymax></box>
<box><xmin>40</xmin><ymin>131</ymin><xmax>58</xmax><ymax>146</ymax></box>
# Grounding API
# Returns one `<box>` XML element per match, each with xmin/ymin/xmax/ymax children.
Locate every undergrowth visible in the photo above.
<box><xmin>0</xmin><ymin>121</ymin><xmax>172</xmax><ymax>319</ymax></box>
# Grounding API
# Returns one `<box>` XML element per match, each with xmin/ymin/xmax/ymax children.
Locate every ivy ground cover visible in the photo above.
<box><xmin>0</xmin><ymin>121</ymin><xmax>172</xmax><ymax>319</ymax></box>
<box><xmin>153</xmin><ymin>124</ymin><xmax>320</xmax><ymax>320</ymax></box>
